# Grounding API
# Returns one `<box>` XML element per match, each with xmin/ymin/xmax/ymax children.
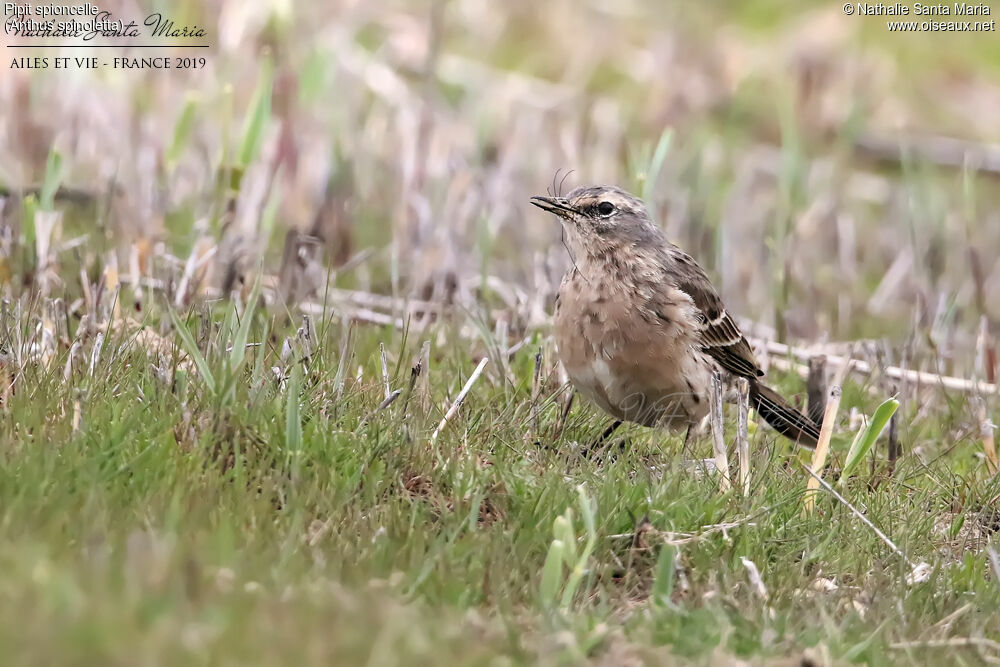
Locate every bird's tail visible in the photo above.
<box><xmin>749</xmin><ymin>380</ymin><xmax>820</xmax><ymax>449</ymax></box>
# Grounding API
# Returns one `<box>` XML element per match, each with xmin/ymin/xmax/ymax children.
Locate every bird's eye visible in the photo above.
<box><xmin>597</xmin><ymin>201</ymin><xmax>615</xmax><ymax>216</ymax></box>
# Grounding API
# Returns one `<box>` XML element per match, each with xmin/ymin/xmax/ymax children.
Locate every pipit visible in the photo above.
<box><xmin>531</xmin><ymin>185</ymin><xmax>820</xmax><ymax>449</ymax></box>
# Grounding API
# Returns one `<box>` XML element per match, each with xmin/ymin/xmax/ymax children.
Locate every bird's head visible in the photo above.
<box><xmin>530</xmin><ymin>185</ymin><xmax>658</xmax><ymax>258</ymax></box>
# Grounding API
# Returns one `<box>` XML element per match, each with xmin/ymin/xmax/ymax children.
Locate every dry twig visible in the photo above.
<box><xmin>709</xmin><ymin>371</ymin><xmax>730</xmax><ymax>492</ymax></box>
<box><xmin>755</xmin><ymin>337</ymin><xmax>998</xmax><ymax>396</ymax></box>
<box><xmin>430</xmin><ymin>357</ymin><xmax>489</xmax><ymax>443</ymax></box>
<box><xmin>735</xmin><ymin>377</ymin><xmax>751</xmax><ymax>496</ymax></box>
<box><xmin>803</xmin><ymin>385</ymin><xmax>843</xmax><ymax>515</ymax></box>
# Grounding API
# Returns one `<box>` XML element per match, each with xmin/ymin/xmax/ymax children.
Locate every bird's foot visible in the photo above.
<box><xmin>580</xmin><ymin>420</ymin><xmax>625</xmax><ymax>462</ymax></box>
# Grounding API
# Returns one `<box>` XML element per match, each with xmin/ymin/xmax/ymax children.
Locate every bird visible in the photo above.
<box><xmin>530</xmin><ymin>184</ymin><xmax>820</xmax><ymax>449</ymax></box>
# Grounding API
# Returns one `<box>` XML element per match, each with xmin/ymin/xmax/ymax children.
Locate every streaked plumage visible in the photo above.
<box><xmin>531</xmin><ymin>185</ymin><xmax>820</xmax><ymax>448</ymax></box>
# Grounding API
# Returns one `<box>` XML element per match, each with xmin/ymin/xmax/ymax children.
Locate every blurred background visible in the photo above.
<box><xmin>2</xmin><ymin>0</ymin><xmax>999</xmax><ymax>376</ymax></box>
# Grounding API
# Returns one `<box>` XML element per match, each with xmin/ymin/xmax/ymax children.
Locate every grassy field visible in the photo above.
<box><xmin>2</xmin><ymin>1</ymin><xmax>1000</xmax><ymax>664</ymax></box>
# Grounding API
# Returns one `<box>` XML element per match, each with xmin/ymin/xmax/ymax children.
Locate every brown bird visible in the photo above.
<box><xmin>530</xmin><ymin>185</ymin><xmax>820</xmax><ymax>449</ymax></box>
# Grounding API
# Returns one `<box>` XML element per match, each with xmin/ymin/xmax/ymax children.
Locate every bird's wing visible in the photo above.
<box><xmin>670</xmin><ymin>251</ymin><xmax>763</xmax><ymax>379</ymax></box>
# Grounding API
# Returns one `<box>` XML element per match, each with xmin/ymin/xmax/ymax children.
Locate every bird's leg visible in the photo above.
<box><xmin>681</xmin><ymin>424</ymin><xmax>695</xmax><ymax>458</ymax></box>
<box><xmin>599</xmin><ymin>419</ymin><xmax>624</xmax><ymax>443</ymax></box>
<box><xmin>679</xmin><ymin>421</ymin><xmax>723</xmax><ymax>478</ymax></box>
<box><xmin>580</xmin><ymin>419</ymin><xmax>624</xmax><ymax>460</ymax></box>
<box><xmin>682</xmin><ymin>420</ymin><xmax>705</xmax><ymax>459</ymax></box>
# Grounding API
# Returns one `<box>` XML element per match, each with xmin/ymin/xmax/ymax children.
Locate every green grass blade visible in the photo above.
<box><xmin>560</xmin><ymin>563</ymin><xmax>584</xmax><ymax>609</ymax></box>
<box><xmin>21</xmin><ymin>194</ymin><xmax>37</xmax><ymax>253</ymax></box>
<box><xmin>576</xmin><ymin>485</ymin><xmax>595</xmax><ymax>542</ymax></box>
<box><xmin>39</xmin><ymin>148</ymin><xmax>63</xmax><ymax>211</ymax></box>
<box><xmin>168</xmin><ymin>308</ymin><xmax>217</xmax><ymax>396</ymax></box>
<box><xmin>285</xmin><ymin>362</ymin><xmax>303</xmax><ymax>454</ymax></box>
<box><xmin>576</xmin><ymin>485</ymin><xmax>597</xmax><ymax>562</ymax></box>
<box><xmin>249</xmin><ymin>319</ymin><xmax>270</xmax><ymax>404</ymax></box>
<box><xmin>298</xmin><ymin>49</ymin><xmax>327</xmax><ymax>105</ymax></box>
<box><xmin>559</xmin><ymin>486</ymin><xmax>598</xmax><ymax>609</ymax></box>
<box><xmin>219</xmin><ymin>301</ymin><xmax>236</xmax><ymax>354</ymax></box>
<box><xmin>285</xmin><ymin>361</ymin><xmax>304</xmax><ymax>488</ymax></box>
<box><xmin>258</xmin><ymin>177</ymin><xmax>283</xmax><ymax>246</ymax></box>
<box><xmin>641</xmin><ymin>128</ymin><xmax>673</xmax><ymax>204</ymax></box>
<box><xmin>553</xmin><ymin>512</ymin><xmax>576</xmax><ymax>566</ymax></box>
<box><xmin>238</xmin><ymin>57</ymin><xmax>274</xmax><ymax>167</ymax></box>
<box><xmin>840</xmin><ymin>398</ymin><xmax>899</xmax><ymax>484</ymax></box>
<box><xmin>540</xmin><ymin>540</ymin><xmax>565</xmax><ymax>605</ymax></box>
<box><xmin>229</xmin><ymin>275</ymin><xmax>261</xmax><ymax>372</ymax></box>
<box><xmin>167</xmin><ymin>94</ymin><xmax>199</xmax><ymax>169</ymax></box>
<box><xmin>650</xmin><ymin>545</ymin><xmax>677</xmax><ymax>606</ymax></box>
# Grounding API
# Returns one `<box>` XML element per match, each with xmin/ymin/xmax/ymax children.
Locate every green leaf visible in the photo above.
<box><xmin>21</xmin><ymin>194</ymin><xmax>37</xmax><ymax>252</ymax></box>
<box><xmin>249</xmin><ymin>319</ymin><xmax>270</xmax><ymax>404</ymax></box>
<box><xmin>559</xmin><ymin>486</ymin><xmax>598</xmax><ymax>609</ymax></box>
<box><xmin>540</xmin><ymin>540</ymin><xmax>565</xmax><ymax>605</ymax></box>
<box><xmin>238</xmin><ymin>57</ymin><xmax>274</xmax><ymax>167</ymax></box>
<box><xmin>560</xmin><ymin>563</ymin><xmax>584</xmax><ymax>609</ymax></box>
<box><xmin>840</xmin><ymin>398</ymin><xmax>899</xmax><ymax>484</ymax></box>
<box><xmin>948</xmin><ymin>512</ymin><xmax>966</xmax><ymax>540</ymax></box>
<box><xmin>576</xmin><ymin>485</ymin><xmax>598</xmax><ymax>562</ymax></box>
<box><xmin>553</xmin><ymin>512</ymin><xmax>576</xmax><ymax>566</ymax></box>
<box><xmin>285</xmin><ymin>362</ymin><xmax>303</xmax><ymax>454</ymax></box>
<box><xmin>576</xmin><ymin>485</ymin><xmax>596</xmax><ymax>541</ymax></box>
<box><xmin>298</xmin><ymin>49</ymin><xmax>327</xmax><ymax>105</ymax></box>
<box><xmin>641</xmin><ymin>128</ymin><xmax>673</xmax><ymax>204</ymax></box>
<box><xmin>258</xmin><ymin>177</ymin><xmax>283</xmax><ymax>245</ymax></box>
<box><xmin>651</xmin><ymin>545</ymin><xmax>677</xmax><ymax>605</ymax></box>
<box><xmin>229</xmin><ymin>275</ymin><xmax>261</xmax><ymax>372</ymax></box>
<box><xmin>168</xmin><ymin>308</ymin><xmax>217</xmax><ymax>396</ymax></box>
<box><xmin>167</xmin><ymin>94</ymin><xmax>199</xmax><ymax>169</ymax></box>
<box><xmin>219</xmin><ymin>300</ymin><xmax>237</xmax><ymax>357</ymax></box>
<box><xmin>39</xmin><ymin>148</ymin><xmax>63</xmax><ymax>211</ymax></box>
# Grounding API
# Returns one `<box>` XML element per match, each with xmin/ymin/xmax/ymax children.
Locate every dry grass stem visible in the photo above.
<box><xmin>430</xmin><ymin>356</ymin><xmax>489</xmax><ymax>443</ymax></box>
<box><xmin>709</xmin><ymin>370</ymin><xmax>730</xmax><ymax>492</ymax></box>
<box><xmin>379</xmin><ymin>342</ymin><xmax>391</xmax><ymax>400</ymax></box>
<box><xmin>806</xmin><ymin>355</ymin><xmax>827</xmax><ymax>424</ymax></box>
<box><xmin>856</xmin><ymin>131</ymin><xmax>1000</xmax><ymax>175</ymax></box>
<box><xmin>801</xmin><ymin>464</ymin><xmax>910</xmax><ymax>564</ymax></box>
<box><xmin>740</xmin><ymin>557</ymin><xmax>768</xmax><ymax>601</ymax></box>
<box><xmin>803</xmin><ymin>385</ymin><xmax>843</xmax><ymax>515</ymax></box>
<box><xmin>358</xmin><ymin>389</ymin><xmax>403</xmax><ymax>428</ymax></box>
<box><xmin>976</xmin><ymin>398</ymin><xmax>998</xmax><ymax>475</ymax></box>
<box><xmin>888</xmin><ymin>637</ymin><xmax>1000</xmax><ymax>652</ymax></box>
<box><xmin>735</xmin><ymin>377</ymin><xmax>751</xmax><ymax>496</ymax></box>
<box><xmin>756</xmin><ymin>338</ymin><xmax>998</xmax><ymax>396</ymax></box>
<box><xmin>529</xmin><ymin>346</ymin><xmax>542</xmax><ymax>442</ymax></box>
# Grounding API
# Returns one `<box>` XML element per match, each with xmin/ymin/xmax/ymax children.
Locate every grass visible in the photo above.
<box><xmin>0</xmin><ymin>305</ymin><xmax>998</xmax><ymax>664</ymax></box>
<box><xmin>2</xmin><ymin>0</ymin><xmax>1000</xmax><ymax>664</ymax></box>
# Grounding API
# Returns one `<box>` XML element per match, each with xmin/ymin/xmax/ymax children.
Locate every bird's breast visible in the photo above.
<box><xmin>553</xmin><ymin>271</ymin><xmax>709</xmax><ymax>428</ymax></box>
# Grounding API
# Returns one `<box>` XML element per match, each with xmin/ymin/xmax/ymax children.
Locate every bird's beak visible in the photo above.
<box><xmin>530</xmin><ymin>196</ymin><xmax>575</xmax><ymax>218</ymax></box>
